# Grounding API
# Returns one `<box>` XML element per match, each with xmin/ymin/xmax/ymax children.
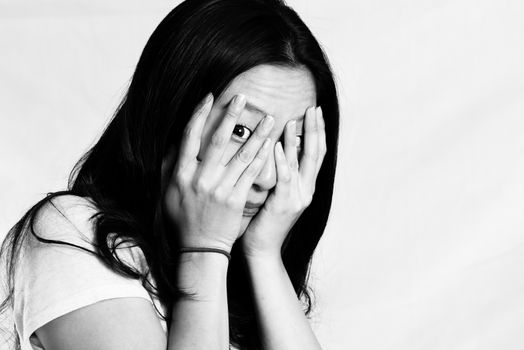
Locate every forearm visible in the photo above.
<box><xmin>168</xmin><ymin>252</ymin><xmax>229</xmax><ymax>350</ymax></box>
<box><xmin>245</xmin><ymin>254</ymin><xmax>322</xmax><ymax>350</ymax></box>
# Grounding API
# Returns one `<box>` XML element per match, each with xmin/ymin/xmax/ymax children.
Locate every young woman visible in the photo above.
<box><xmin>0</xmin><ymin>0</ymin><xmax>339</xmax><ymax>349</ymax></box>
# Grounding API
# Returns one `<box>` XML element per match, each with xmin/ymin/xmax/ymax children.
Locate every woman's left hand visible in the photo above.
<box><xmin>240</xmin><ymin>106</ymin><xmax>326</xmax><ymax>259</ymax></box>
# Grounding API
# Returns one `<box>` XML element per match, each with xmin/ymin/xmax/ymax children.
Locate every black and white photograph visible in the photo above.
<box><xmin>0</xmin><ymin>0</ymin><xmax>523</xmax><ymax>349</ymax></box>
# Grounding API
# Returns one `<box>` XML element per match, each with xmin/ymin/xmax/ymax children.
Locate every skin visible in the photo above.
<box><xmin>164</xmin><ymin>63</ymin><xmax>326</xmax><ymax>349</ymax></box>
<box><xmin>200</xmin><ymin>64</ymin><xmax>317</xmax><ymax>238</ymax></box>
<box><xmin>163</xmin><ymin>64</ymin><xmax>324</xmax><ymax>256</ymax></box>
<box><xmin>34</xmin><ymin>64</ymin><xmax>326</xmax><ymax>350</ymax></box>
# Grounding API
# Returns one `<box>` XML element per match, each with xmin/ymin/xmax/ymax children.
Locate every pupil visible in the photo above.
<box><xmin>235</xmin><ymin>125</ymin><xmax>244</xmax><ymax>137</ymax></box>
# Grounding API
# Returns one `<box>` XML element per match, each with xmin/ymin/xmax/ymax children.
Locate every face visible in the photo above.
<box><xmin>199</xmin><ymin>64</ymin><xmax>317</xmax><ymax>234</ymax></box>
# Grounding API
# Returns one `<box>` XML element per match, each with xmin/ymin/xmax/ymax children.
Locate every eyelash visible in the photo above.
<box><xmin>232</xmin><ymin>123</ymin><xmax>253</xmax><ymax>141</ymax></box>
<box><xmin>231</xmin><ymin>123</ymin><xmax>303</xmax><ymax>150</ymax></box>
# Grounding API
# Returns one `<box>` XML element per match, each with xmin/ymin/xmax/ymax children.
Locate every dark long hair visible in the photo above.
<box><xmin>0</xmin><ymin>0</ymin><xmax>339</xmax><ymax>348</ymax></box>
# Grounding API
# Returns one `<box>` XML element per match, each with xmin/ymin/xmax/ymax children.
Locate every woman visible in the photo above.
<box><xmin>0</xmin><ymin>0</ymin><xmax>339</xmax><ymax>349</ymax></box>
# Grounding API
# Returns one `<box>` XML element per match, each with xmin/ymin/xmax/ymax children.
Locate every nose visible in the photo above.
<box><xmin>252</xmin><ymin>144</ymin><xmax>277</xmax><ymax>191</ymax></box>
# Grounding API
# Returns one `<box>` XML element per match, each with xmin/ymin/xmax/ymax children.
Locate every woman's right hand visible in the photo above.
<box><xmin>163</xmin><ymin>93</ymin><xmax>275</xmax><ymax>253</ymax></box>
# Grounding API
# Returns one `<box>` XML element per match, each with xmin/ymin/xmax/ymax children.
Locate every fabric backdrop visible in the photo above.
<box><xmin>1</xmin><ymin>0</ymin><xmax>523</xmax><ymax>348</ymax></box>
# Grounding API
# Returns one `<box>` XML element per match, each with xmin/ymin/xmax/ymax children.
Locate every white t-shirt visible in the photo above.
<box><xmin>12</xmin><ymin>195</ymin><xmax>168</xmax><ymax>350</ymax></box>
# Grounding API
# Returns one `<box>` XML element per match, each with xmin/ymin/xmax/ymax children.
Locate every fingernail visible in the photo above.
<box><xmin>233</xmin><ymin>94</ymin><xmax>246</xmax><ymax>109</ymax></box>
<box><xmin>199</xmin><ymin>93</ymin><xmax>213</xmax><ymax>110</ymax></box>
<box><xmin>262</xmin><ymin>115</ymin><xmax>274</xmax><ymax>130</ymax></box>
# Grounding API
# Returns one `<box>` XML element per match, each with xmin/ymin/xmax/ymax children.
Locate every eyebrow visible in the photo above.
<box><xmin>244</xmin><ymin>100</ymin><xmax>305</xmax><ymax>121</ymax></box>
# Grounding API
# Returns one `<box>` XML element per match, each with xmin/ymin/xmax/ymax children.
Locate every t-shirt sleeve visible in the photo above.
<box><xmin>13</xmin><ymin>195</ymin><xmax>161</xmax><ymax>350</ymax></box>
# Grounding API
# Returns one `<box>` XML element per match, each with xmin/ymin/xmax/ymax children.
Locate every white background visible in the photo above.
<box><xmin>1</xmin><ymin>0</ymin><xmax>524</xmax><ymax>349</ymax></box>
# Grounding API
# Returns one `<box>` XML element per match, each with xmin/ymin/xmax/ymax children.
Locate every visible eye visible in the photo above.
<box><xmin>232</xmin><ymin>124</ymin><xmax>253</xmax><ymax>141</ymax></box>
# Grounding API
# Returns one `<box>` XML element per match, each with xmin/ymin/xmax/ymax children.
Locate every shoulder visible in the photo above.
<box><xmin>13</xmin><ymin>194</ymin><xmax>168</xmax><ymax>349</ymax></box>
<box><xmin>36</xmin><ymin>194</ymin><xmax>98</xmax><ymax>221</ymax></box>
<box><xmin>29</xmin><ymin>194</ymin><xmax>98</xmax><ymax>246</ymax></box>
<box><xmin>27</xmin><ymin>194</ymin><xmax>142</xmax><ymax>268</ymax></box>
<box><xmin>20</xmin><ymin>193</ymin><xmax>149</xmax><ymax>277</ymax></box>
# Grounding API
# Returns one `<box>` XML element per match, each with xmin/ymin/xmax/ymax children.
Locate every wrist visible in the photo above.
<box><xmin>179</xmin><ymin>247</ymin><xmax>231</xmax><ymax>261</ymax></box>
<box><xmin>177</xmin><ymin>251</ymin><xmax>229</xmax><ymax>301</ymax></box>
<box><xmin>178</xmin><ymin>250</ymin><xmax>231</xmax><ymax>265</ymax></box>
<box><xmin>240</xmin><ymin>239</ymin><xmax>283</xmax><ymax>262</ymax></box>
<box><xmin>243</xmin><ymin>250</ymin><xmax>283</xmax><ymax>266</ymax></box>
<box><xmin>179</xmin><ymin>237</ymin><xmax>233</xmax><ymax>254</ymax></box>
<box><xmin>243</xmin><ymin>252</ymin><xmax>286</xmax><ymax>286</ymax></box>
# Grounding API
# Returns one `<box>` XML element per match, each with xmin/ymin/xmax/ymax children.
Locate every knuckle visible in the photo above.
<box><xmin>212</xmin><ymin>185</ymin><xmax>228</xmax><ymax>202</ymax></box>
<box><xmin>305</xmin><ymin>196</ymin><xmax>313</xmax><ymax>206</ymax></box>
<box><xmin>281</xmin><ymin>204</ymin><xmax>294</xmax><ymax>215</ymax></box>
<box><xmin>319</xmin><ymin>146</ymin><xmax>327</xmax><ymax>157</ymax></box>
<box><xmin>303</xmin><ymin>193</ymin><xmax>313</xmax><ymax>206</ymax></box>
<box><xmin>291</xmin><ymin>203</ymin><xmax>302</xmax><ymax>214</ymax></box>
<box><xmin>226</xmin><ymin>194</ymin><xmax>242</xmax><ymax>209</ymax></box>
<box><xmin>304</xmin><ymin>150</ymin><xmax>318</xmax><ymax>161</ymax></box>
<box><xmin>210</xmin><ymin>133</ymin><xmax>227</xmax><ymax>147</ymax></box>
<box><xmin>308</xmin><ymin>121</ymin><xmax>319</xmax><ymax>132</ymax></box>
<box><xmin>175</xmin><ymin>168</ymin><xmax>190</xmax><ymax>185</ymax></box>
<box><xmin>280</xmin><ymin>173</ymin><xmax>292</xmax><ymax>183</ymax></box>
<box><xmin>255</xmin><ymin>147</ymin><xmax>267</xmax><ymax>160</ymax></box>
<box><xmin>254</xmin><ymin>125</ymin><xmax>269</xmax><ymax>137</ymax></box>
<box><xmin>289</xmin><ymin>159</ymin><xmax>299</xmax><ymax>170</ymax></box>
<box><xmin>224</xmin><ymin>110</ymin><xmax>239</xmax><ymax>121</ymax></box>
<box><xmin>193</xmin><ymin>178</ymin><xmax>211</xmax><ymax>193</ymax></box>
<box><xmin>245</xmin><ymin>162</ymin><xmax>260</xmax><ymax>177</ymax></box>
<box><xmin>236</xmin><ymin>147</ymin><xmax>252</xmax><ymax>164</ymax></box>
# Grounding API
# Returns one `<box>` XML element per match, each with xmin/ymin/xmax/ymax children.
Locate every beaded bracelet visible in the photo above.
<box><xmin>178</xmin><ymin>247</ymin><xmax>231</xmax><ymax>261</ymax></box>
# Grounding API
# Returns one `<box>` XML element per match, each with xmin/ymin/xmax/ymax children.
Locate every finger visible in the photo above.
<box><xmin>315</xmin><ymin>106</ymin><xmax>327</xmax><ymax>176</ymax></box>
<box><xmin>274</xmin><ymin>141</ymin><xmax>292</xmax><ymax>198</ymax></box>
<box><xmin>299</xmin><ymin>106</ymin><xmax>319</xmax><ymax>184</ymax></box>
<box><xmin>283</xmin><ymin>119</ymin><xmax>299</xmax><ymax>172</ymax></box>
<box><xmin>221</xmin><ymin>115</ymin><xmax>274</xmax><ymax>189</ymax></box>
<box><xmin>233</xmin><ymin>137</ymin><xmax>272</xmax><ymax>199</ymax></box>
<box><xmin>200</xmin><ymin>94</ymin><xmax>246</xmax><ymax>175</ymax></box>
<box><xmin>177</xmin><ymin>93</ymin><xmax>213</xmax><ymax>171</ymax></box>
